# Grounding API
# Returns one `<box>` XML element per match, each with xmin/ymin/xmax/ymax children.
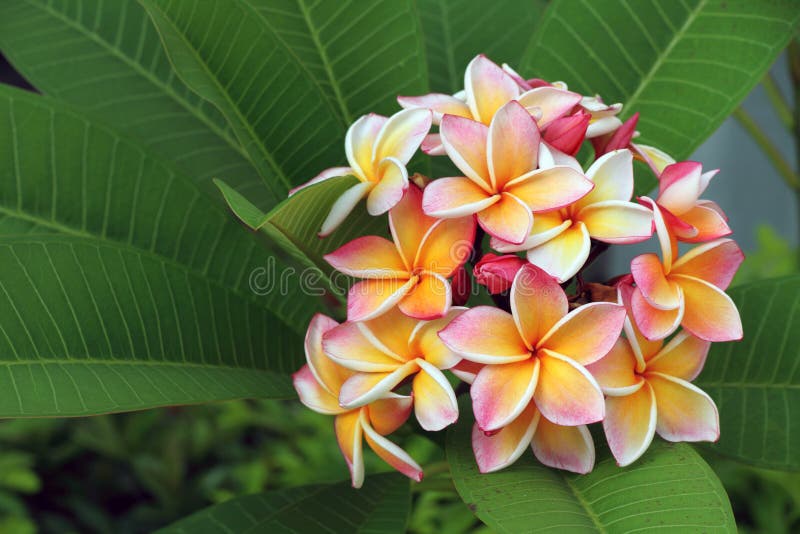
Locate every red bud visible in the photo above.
<box><xmin>473</xmin><ymin>253</ymin><xmax>527</xmax><ymax>294</ymax></box>
<box><xmin>543</xmin><ymin>111</ymin><xmax>590</xmax><ymax>155</ymax></box>
<box><xmin>451</xmin><ymin>265</ymin><xmax>471</xmax><ymax>306</ymax></box>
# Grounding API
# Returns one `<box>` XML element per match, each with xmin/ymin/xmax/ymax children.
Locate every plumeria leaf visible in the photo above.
<box><xmin>522</xmin><ymin>0</ymin><xmax>800</xmax><ymax>195</ymax></box>
<box><xmin>156</xmin><ymin>473</ymin><xmax>411</xmax><ymax>534</ymax></box>
<box><xmin>447</xmin><ymin>399</ymin><xmax>735</xmax><ymax>532</ymax></box>
<box><xmin>697</xmin><ymin>275</ymin><xmax>800</xmax><ymax>470</ymax></box>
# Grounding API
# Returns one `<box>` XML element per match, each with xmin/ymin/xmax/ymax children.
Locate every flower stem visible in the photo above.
<box><xmin>733</xmin><ymin>107</ymin><xmax>799</xmax><ymax>189</ymax></box>
<box><xmin>762</xmin><ymin>73</ymin><xmax>793</xmax><ymax>132</ymax></box>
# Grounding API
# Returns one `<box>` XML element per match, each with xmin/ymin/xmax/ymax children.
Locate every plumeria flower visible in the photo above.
<box><xmin>492</xmin><ymin>149</ymin><xmax>653</xmax><ymax>282</ymax></box>
<box><xmin>323</xmin><ymin>307</ymin><xmax>464</xmax><ymax>431</ymax></box>
<box><xmin>325</xmin><ymin>185</ymin><xmax>475</xmax><ymax>321</ymax></box>
<box><xmin>291</xmin><ymin>108</ymin><xmax>432</xmax><ymax>236</ymax></box>
<box><xmin>422</xmin><ymin>100</ymin><xmax>593</xmax><ymax>245</ymax></box>
<box><xmin>439</xmin><ymin>264</ymin><xmax>627</xmax><ymax>433</ymax></box>
<box><xmin>586</xmin><ymin>285</ymin><xmax>719</xmax><ymax>466</ymax></box>
<box><xmin>293</xmin><ymin>314</ymin><xmax>422</xmax><ymax>487</ymax></box>
<box><xmin>629</xmin><ymin>238</ymin><xmax>744</xmax><ymax>341</ymax></box>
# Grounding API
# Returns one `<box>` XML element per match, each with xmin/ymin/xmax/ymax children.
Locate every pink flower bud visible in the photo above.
<box><xmin>451</xmin><ymin>265</ymin><xmax>471</xmax><ymax>306</ymax></box>
<box><xmin>473</xmin><ymin>253</ymin><xmax>527</xmax><ymax>294</ymax></box>
<box><xmin>592</xmin><ymin>112</ymin><xmax>639</xmax><ymax>156</ymax></box>
<box><xmin>543</xmin><ymin>111</ymin><xmax>591</xmax><ymax>155</ymax></box>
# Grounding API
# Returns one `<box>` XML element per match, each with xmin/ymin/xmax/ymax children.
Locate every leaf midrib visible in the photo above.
<box><xmin>563</xmin><ymin>476</ymin><xmax>607</xmax><ymax>534</ymax></box>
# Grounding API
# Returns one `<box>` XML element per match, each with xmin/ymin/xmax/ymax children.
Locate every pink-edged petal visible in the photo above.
<box><xmin>416</xmin><ymin>216</ymin><xmax>477</xmax><ymax>276</ymax></box>
<box><xmin>526</xmin><ymin>221</ymin><xmax>591</xmax><ymax>283</ymax></box>
<box><xmin>471</xmin><ymin>358</ymin><xmax>540</xmax><ymax>432</ymax></box>
<box><xmin>538</xmin><ymin>141</ymin><xmax>582</xmax><ymax>171</ymax></box>
<box><xmin>661</xmin><ymin>204</ymin><xmax>700</xmax><ymax>240</ymax></box>
<box><xmin>538</xmin><ymin>302</ymin><xmax>626</xmax><ymax>365</ymax></box>
<box><xmin>603</xmin><ymin>382</ymin><xmax>657</xmax><ymax>466</ymax></box>
<box><xmin>517</xmin><ymin>86</ymin><xmax>582</xmax><ymax>128</ymax></box>
<box><xmin>632</xmin><ymin>143</ymin><xmax>675</xmax><ymax>175</ymax></box>
<box><xmin>472</xmin><ymin>403</ymin><xmax>539</xmax><ymax>473</ymax></box>
<box><xmin>339</xmin><ymin>360</ymin><xmax>419</xmax><ymax>408</ymax></box>
<box><xmin>346</xmin><ymin>114</ymin><xmax>387</xmax><ymax>179</ymax></box>
<box><xmin>421</xmin><ymin>133</ymin><xmax>446</xmax><ymax>155</ymax></box>
<box><xmin>389</xmin><ymin>184</ymin><xmax>436</xmax><ymax>268</ymax></box>
<box><xmin>618</xmin><ymin>283</ymin><xmax>663</xmax><ymax>369</ymax></box>
<box><xmin>305</xmin><ymin>314</ymin><xmax>351</xmax><ymax>394</ymax></box>
<box><xmin>409</xmin><ymin>307</ymin><xmax>466</xmax><ymax>369</ymax></box>
<box><xmin>412</xmin><ymin>359</ymin><xmax>459</xmax><ymax>431</ymax></box>
<box><xmin>325</xmin><ymin>236</ymin><xmax>407</xmax><ymax>278</ymax></box>
<box><xmin>491</xmin><ymin>212</ymin><xmax>570</xmax><ymax>253</ymax></box>
<box><xmin>586</xmin><ymin>116</ymin><xmax>622</xmax><ymax>137</ymax></box>
<box><xmin>630</xmin><ymin>286</ymin><xmax>684</xmax><ymax>341</ymax></box>
<box><xmin>640</xmin><ymin>197</ymin><xmax>676</xmax><ymax>270</ymax></box>
<box><xmin>397</xmin><ymin>93</ymin><xmax>471</xmax><ymax>123</ymax></box>
<box><xmin>658</xmin><ymin>161</ymin><xmax>703</xmax><ymax>215</ymax></box>
<box><xmin>577</xmin><ymin>149</ymin><xmax>634</xmax><ymax>212</ymax></box>
<box><xmin>346</xmin><ymin>277</ymin><xmax>416</xmax><ymax>322</ymax></box>
<box><xmin>531</xmin><ymin>418</ymin><xmax>595</xmax><ymax>474</ymax></box>
<box><xmin>323</xmin><ymin>321</ymin><xmax>404</xmax><ymax>372</ymax></box>
<box><xmin>289</xmin><ymin>166</ymin><xmax>353</xmax><ymax>196</ymax></box>
<box><xmin>368</xmin><ymin>394</ymin><xmax>413</xmax><ymax>435</ymax></box>
<box><xmin>672</xmin><ymin>274</ymin><xmax>743</xmax><ymax>342</ymax></box>
<box><xmin>511</xmin><ymin>263</ymin><xmax>568</xmax><ymax>349</ymax></box>
<box><xmin>360</xmin><ymin>410</ymin><xmax>424</xmax><ymax>482</ymax></box>
<box><xmin>646</xmin><ymin>330</ymin><xmax>710</xmax><ymax>381</ymax></box>
<box><xmin>464</xmin><ymin>54</ymin><xmax>520</xmax><ymax>123</ymax></box>
<box><xmin>335</xmin><ymin>411</ymin><xmax>365</xmax><ymax>488</ymax></box>
<box><xmin>439</xmin><ymin>306</ymin><xmax>531</xmax><ymax>364</ymax></box>
<box><xmin>293</xmin><ymin>365</ymin><xmax>346</xmax><ymax>414</ymax></box>
<box><xmin>367</xmin><ymin>157</ymin><xmax>409</xmax><ymax>215</ymax></box>
<box><xmin>670</xmin><ymin>238</ymin><xmax>743</xmax><ymax>290</ymax></box>
<box><xmin>542</xmin><ymin>111</ymin><xmax>590</xmax><ymax>156</ymax></box>
<box><xmin>450</xmin><ymin>360</ymin><xmax>484</xmax><ymax>384</ymax></box>
<box><xmin>578</xmin><ymin>200</ymin><xmax>653</xmax><ymax>244</ymax></box>
<box><xmin>504</xmin><ymin>166</ymin><xmax>593</xmax><ymax>212</ymax></box>
<box><xmin>487</xmin><ymin>100</ymin><xmax>540</xmax><ymax>189</ymax></box>
<box><xmin>422</xmin><ymin>177</ymin><xmax>497</xmax><ymax>218</ymax></box>
<box><xmin>439</xmin><ymin>114</ymin><xmax>492</xmax><ymax>190</ymax></box>
<box><xmin>477</xmin><ymin>193</ymin><xmax>533</xmax><ymax>245</ymax></box>
<box><xmin>585</xmin><ymin>338</ymin><xmax>645</xmax><ymax>396</ymax></box>
<box><xmin>534</xmin><ymin>350</ymin><xmax>604</xmax><ymax>426</ymax></box>
<box><xmin>679</xmin><ymin>204</ymin><xmax>732</xmax><ymax>243</ymax></box>
<box><xmin>501</xmin><ymin>63</ymin><xmax>535</xmax><ymax>91</ymax></box>
<box><xmin>359</xmin><ymin>306</ymin><xmax>419</xmax><ymax>361</ymax></box>
<box><xmin>372</xmin><ymin>108</ymin><xmax>432</xmax><ymax>165</ymax></box>
<box><xmin>398</xmin><ymin>273</ymin><xmax>451</xmax><ymax>320</ymax></box>
<box><xmin>647</xmin><ymin>372</ymin><xmax>719</xmax><ymax>442</ymax></box>
<box><xmin>630</xmin><ymin>253</ymin><xmax>681</xmax><ymax>310</ymax></box>
<box><xmin>319</xmin><ymin>181</ymin><xmax>373</xmax><ymax>237</ymax></box>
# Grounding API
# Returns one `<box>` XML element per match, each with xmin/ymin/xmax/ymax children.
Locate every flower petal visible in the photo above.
<box><xmin>472</xmin><ymin>403</ymin><xmax>539</xmax><ymax>473</ymax></box>
<box><xmin>578</xmin><ymin>200</ymin><xmax>653</xmax><ymax>244</ymax></box>
<box><xmin>640</xmin><ymin>197</ymin><xmax>676</xmax><ymax>270</ymax></box>
<box><xmin>412</xmin><ymin>359</ymin><xmax>459</xmax><ymax>431</ymax></box>
<box><xmin>335</xmin><ymin>411</ymin><xmax>364</xmax><ymax>488</ymax></box>
<box><xmin>347</xmin><ymin>277</ymin><xmax>416</xmax><ymax>322</ymax></box>
<box><xmin>397</xmin><ymin>93</ymin><xmax>471</xmax><ymax>123</ymax></box>
<box><xmin>409</xmin><ymin>307</ymin><xmax>466</xmax><ymax>369</ymax></box>
<box><xmin>538</xmin><ymin>141</ymin><xmax>582</xmax><ymax>171</ymax></box>
<box><xmin>630</xmin><ymin>285</ymin><xmax>684</xmax><ymax>341</ymax></box>
<box><xmin>439</xmin><ymin>114</ymin><xmax>492</xmax><ymax>190</ymax></box>
<box><xmin>367</xmin><ymin>157</ymin><xmax>409</xmax><ymax>216</ymax></box>
<box><xmin>372</xmin><ymin>108</ymin><xmax>432</xmax><ymax>165</ymax></box>
<box><xmin>305</xmin><ymin>314</ymin><xmax>351</xmax><ymax>395</ymax></box>
<box><xmin>368</xmin><ymin>394</ymin><xmax>413</xmax><ymax>435</ymax></box>
<box><xmin>421</xmin><ymin>133</ymin><xmax>446</xmax><ymax>155</ymax></box>
<box><xmin>398</xmin><ymin>273</ymin><xmax>451</xmax><ymax>320</ymax></box>
<box><xmin>534</xmin><ymin>350</ymin><xmax>605</xmax><ymax>426</ymax></box>
<box><xmin>488</xmin><ymin>100</ymin><xmax>540</xmax><ymax>189</ymax></box>
<box><xmin>450</xmin><ymin>360</ymin><xmax>484</xmax><ymax>384</ymax></box>
<box><xmin>632</xmin><ymin>143</ymin><xmax>675</xmax><ymax>175</ymax></box>
<box><xmin>517</xmin><ymin>86</ymin><xmax>582</xmax><ymax>128</ymax></box>
<box><xmin>670</xmin><ymin>238</ymin><xmax>743</xmax><ymax>290</ymax></box>
<box><xmin>478</xmin><ymin>193</ymin><xmax>533</xmax><ymax>245</ymax></box>
<box><xmin>538</xmin><ymin>302</ymin><xmax>626</xmax><ymax>365</ymax></box>
<box><xmin>390</xmin><ymin>185</ymin><xmax>436</xmax><ymax>268</ymax></box>
<box><xmin>360</xmin><ymin>410</ymin><xmax>424</xmax><ymax>482</ymax></box>
<box><xmin>585</xmin><ymin>338</ymin><xmax>645</xmax><ymax>396</ymax></box>
<box><xmin>339</xmin><ymin>360</ymin><xmax>420</xmax><ymax>408</ymax></box>
<box><xmin>323</xmin><ymin>321</ymin><xmax>405</xmax><ymax>372</ymax></box>
<box><xmin>511</xmin><ymin>263</ymin><xmax>568</xmax><ymax>349</ymax></box>
<box><xmin>472</xmin><ymin>358</ymin><xmax>540</xmax><ymax>432</ymax></box>
<box><xmin>526</xmin><ymin>221</ymin><xmax>591</xmax><ymax>283</ymax></box>
<box><xmin>531</xmin><ymin>418</ymin><xmax>595</xmax><ymax>474</ymax></box>
<box><xmin>603</xmin><ymin>382</ymin><xmax>657</xmax><ymax>467</ymax></box>
<box><xmin>439</xmin><ymin>306</ymin><xmax>531</xmax><ymax>364</ymax></box>
<box><xmin>289</xmin><ymin>166</ymin><xmax>353</xmax><ymax>196</ymax></box>
<box><xmin>504</xmin><ymin>166</ymin><xmax>593</xmax><ymax>212</ymax></box>
<box><xmin>673</xmin><ymin>274</ymin><xmax>743</xmax><ymax>342</ymax></box>
<box><xmin>679</xmin><ymin>204</ymin><xmax>732</xmax><ymax>243</ymax></box>
<box><xmin>346</xmin><ymin>114</ymin><xmax>387</xmax><ymax>179</ymax></box>
<box><xmin>618</xmin><ymin>282</ymin><xmax>663</xmax><ymax>369</ymax></box>
<box><xmin>416</xmin><ymin>216</ymin><xmax>477</xmax><ymax>276</ymax></box>
<box><xmin>490</xmin><ymin>211</ymin><xmax>570</xmax><ymax>253</ymax></box>
<box><xmin>293</xmin><ymin>365</ymin><xmax>346</xmax><ymax>414</ymax></box>
<box><xmin>325</xmin><ymin>236</ymin><xmax>407</xmax><ymax>278</ymax></box>
<box><xmin>646</xmin><ymin>331</ymin><xmax>710</xmax><ymax>381</ymax></box>
<box><xmin>319</xmin><ymin>181</ymin><xmax>373</xmax><ymax>237</ymax></box>
<box><xmin>630</xmin><ymin>253</ymin><xmax>681</xmax><ymax>310</ymax></box>
<box><xmin>464</xmin><ymin>54</ymin><xmax>519</xmax><ymax>123</ymax></box>
<box><xmin>658</xmin><ymin>161</ymin><xmax>703</xmax><ymax>215</ymax></box>
<box><xmin>422</xmin><ymin>176</ymin><xmax>497</xmax><ymax>218</ymax></box>
<box><xmin>359</xmin><ymin>307</ymin><xmax>419</xmax><ymax>361</ymax></box>
<box><xmin>647</xmin><ymin>372</ymin><xmax>719</xmax><ymax>442</ymax></box>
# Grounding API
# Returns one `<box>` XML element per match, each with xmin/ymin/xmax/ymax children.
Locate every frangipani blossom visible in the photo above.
<box><xmin>293</xmin><ymin>314</ymin><xmax>422</xmax><ymax>487</ymax></box>
<box><xmin>323</xmin><ymin>307</ymin><xmax>463</xmax><ymax>431</ymax></box>
<box><xmin>423</xmin><ymin>100</ymin><xmax>593</xmax><ymax>245</ymax></box>
<box><xmin>629</xmin><ymin>238</ymin><xmax>744</xmax><ymax>341</ymax></box>
<box><xmin>493</xmin><ymin>149</ymin><xmax>653</xmax><ymax>282</ymax></box>
<box><xmin>291</xmin><ymin>108</ymin><xmax>432</xmax><ymax>236</ymax></box>
<box><xmin>440</xmin><ymin>264</ymin><xmax>626</xmax><ymax>433</ymax></box>
<box><xmin>325</xmin><ymin>185</ymin><xmax>475</xmax><ymax>321</ymax></box>
<box><xmin>586</xmin><ymin>285</ymin><xmax>719</xmax><ymax>466</ymax></box>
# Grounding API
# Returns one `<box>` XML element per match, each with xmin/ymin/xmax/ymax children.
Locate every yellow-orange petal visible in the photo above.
<box><xmin>464</xmin><ymin>54</ymin><xmax>520</xmax><ymax>124</ymax></box>
<box><xmin>471</xmin><ymin>358</ymin><xmax>540</xmax><ymax>432</ymax></box>
<box><xmin>398</xmin><ymin>273</ymin><xmax>450</xmax><ymax>320</ymax></box>
<box><xmin>345</xmin><ymin>114</ymin><xmax>386</xmax><ymax>180</ymax></box>
<box><xmin>293</xmin><ymin>364</ymin><xmax>346</xmax><ymax>414</ymax></box>
<box><xmin>359</xmin><ymin>307</ymin><xmax>419</xmax><ymax>361</ymax></box>
<box><xmin>534</xmin><ymin>350</ymin><xmax>604</xmax><ymax>426</ymax></box>
<box><xmin>538</xmin><ymin>302</ymin><xmax>626</xmax><ymax>365</ymax></box>
<box><xmin>575</xmin><ymin>149</ymin><xmax>634</xmax><ymax>211</ymax></box>
<box><xmin>618</xmin><ymin>283</ymin><xmax>663</xmax><ymax>368</ymax></box>
<box><xmin>438</xmin><ymin>306</ymin><xmax>531</xmax><ymax>364</ymax></box>
<box><xmin>372</xmin><ymin>108</ymin><xmax>432</xmax><ymax>166</ymax></box>
<box><xmin>526</xmin><ymin>221</ymin><xmax>591</xmax><ymax>283</ymax></box>
<box><xmin>490</xmin><ymin>211</ymin><xmax>570</xmax><ymax>253</ymax></box>
<box><xmin>510</xmin><ymin>263</ymin><xmax>568</xmax><ymax>349</ymax></box>
<box><xmin>603</xmin><ymin>382</ymin><xmax>657</xmax><ymax>467</ymax></box>
<box><xmin>397</xmin><ymin>93</ymin><xmax>471</xmax><ymax>123</ymax></box>
<box><xmin>412</xmin><ymin>359</ymin><xmax>459</xmax><ymax>431</ymax></box>
<box><xmin>339</xmin><ymin>360</ymin><xmax>419</xmax><ymax>408</ymax></box>
<box><xmin>335</xmin><ymin>410</ymin><xmax>365</xmax><ymax>488</ymax></box>
<box><xmin>645</xmin><ymin>330</ymin><xmax>710</xmax><ymax>381</ymax></box>
<box><xmin>409</xmin><ymin>307</ymin><xmax>466</xmax><ymax>369</ymax></box>
<box><xmin>630</xmin><ymin>285</ymin><xmax>684</xmax><ymax>341</ymax></box>
<box><xmin>504</xmin><ymin>166</ymin><xmax>593</xmax><ymax>212</ymax></box>
<box><xmin>477</xmin><ymin>192</ymin><xmax>533</xmax><ymax>245</ymax></box>
<box><xmin>472</xmin><ymin>403</ymin><xmax>539</xmax><ymax>473</ymax></box>
<box><xmin>368</xmin><ymin>394</ymin><xmax>413</xmax><ymax>435</ymax></box>
<box><xmin>422</xmin><ymin>176</ymin><xmax>497</xmax><ymax>218</ymax></box>
<box><xmin>679</xmin><ymin>203</ymin><xmax>731</xmax><ymax>243</ymax></box>
<box><xmin>517</xmin><ymin>86</ymin><xmax>583</xmax><ymax>128</ymax></box>
<box><xmin>487</xmin><ymin>100</ymin><xmax>540</xmax><ymax>189</ymax></box>
<box><xmin>630</xmin><ymin>253</ymin><xmax>681</xmax><ymax>310</ymax></box>
<box><xmin>367</xmin><ymin>157</ymin><xmax>408</xmax><ymax>216</ymax></box>
<box><xmin>585</xmin><ymin>338</ymin><xmax>644</xmax><ymax>396</ymax></box>
<box><xmin>347</xmin><ymin>277</ymin><xmax>416</xmax><ymax>322</ymax></box>
<box><xmin>578</xmin><ymin>200</ymin><xmax>653</xmax><ymax>244</ymax></box>
<box><xmin>304</xmin><ymin>314</ymin><xmax>352</xmax><ymax>395</ymax></box>
<box><xmin>324</xmin><ymin>236</ymin><xmax>407</xmax><ymax>278</ymax></box>
<box><xmin>416</xmin><ymin>217</ymin><xmax>476</xmax><ymax>277</ymax></box>
<box><xmin>389</xmin><ymin>185</ymin><xmax>436</xmax><ymax>269</ymax></box>
<box><xmin>439</xmin><ymin>114</ymin><xmax>492</xmax><ymax>190</ymax></box>
<box><xmin>670</xmin><ymin>239</ymin><xmax>743</xmax><ymax>290</ymax></box>
<box><xmin>360</xmin><ymin>410</ymin><xmax>424</xmax><ymax>482</ymax></box>
<box><xmin>531</xmin><ymin>418</ymin><xmax>595</xmax><ymax>474</ymax></box>
<box><xmin>323</xmin><ymin>321</ymin><xmax>405</xmax><ymax>372</ymax></box>
<box><xmin>673</xmin><ymin>274</ymin><xmax>743</xmax><ymax>342</ymax></box>
<box><xmin>647</xmin><ymin>372</ymin><xmax>719</xmax><ymax>442</ymax></box>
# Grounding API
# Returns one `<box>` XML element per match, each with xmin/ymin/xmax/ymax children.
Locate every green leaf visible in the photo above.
<box><xmin>447</xmin><ymin>401</ymin><xmax>736</xmax><ymax>533</ymax></box>
<box><xmin>158</xmin><ymin>473</ymin><xmax>411</xmax><ymax>534</ymax></box>
<box><xmin>0</xmin><ymin>0</ymin><xmax>275</xmax><ymax>208</ymax></box>
<box><xmin>138</xmin><ymin>0</ymin><xmax>428</xmax><ymax>192</ymax></box>
<box><xmin>521</xmin><ymin>0</ymin><xmax>800</xmax><ymax>195</ymax></box>
<box><xmin>697</xmin><ymin>276</ymin><xmax>800</xmax><ymax>470</ymax></box>
<box><xmin>0</xmin><ymin>85</ymin><xmax>316</xmax><ymax>416</ymax></box>
<box><xmin>419</xmin><ymin>0</ymin><xmax>546</xmax><ymax>93</ymax></box>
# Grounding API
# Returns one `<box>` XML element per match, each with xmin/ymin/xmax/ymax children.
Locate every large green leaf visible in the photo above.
<box><xmin>419</xmin><ymin>0</ymin><xmax>546</xmax><ymax>93</ymax></box>
<box><xmin>447</xmin><ymin>401</ymin><xmax>736</xmax><ymax>533</ymax></box>
<box><xmin>0</xmin><ymin>85</ymin><xmax>316</xmax><ymax>415</ymax></box>
<box><xmin>0</xmin><ymin>0</ymin><xmax>275</xmax><ymax>208</ymax></box>
<box><xmin>697</xmin><ymin>276</ymin><xmax>800</xmax><ymax>470</ymax></box>
<box><xmin>139</xmin><ymin>0</ymin><xmax>428</xmax><ymax>192</ymax></box>
<box><xmin>521</xmin><ymin>0</ymin><xmax>800</xmax><ymax>195</ymax></box>
<box><xmin>158</xmin><ymin>473</ymin><xmax>410</xmax><ymax>533</ymax></box>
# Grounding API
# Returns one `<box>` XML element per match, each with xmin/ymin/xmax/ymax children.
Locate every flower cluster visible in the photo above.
<box><xmin>291</xmin><ymin>55</ymin><xmax>743</xmax><ymax>487</ymax></box>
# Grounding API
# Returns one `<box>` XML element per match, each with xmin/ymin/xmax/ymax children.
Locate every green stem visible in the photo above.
<box><xmin>762</xmin><ymin>73</ymin><xmax>793</xmax><ymax>132</ymax></box>
<box><xmin>733</xmin><ymin>107</ymin><xmax>799</xmax><ymax>189</ymax></box>
<box><xmin>789</xmin><ymin>38</ymin><xmax>800</xmax><ymax>264</ymax></box>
